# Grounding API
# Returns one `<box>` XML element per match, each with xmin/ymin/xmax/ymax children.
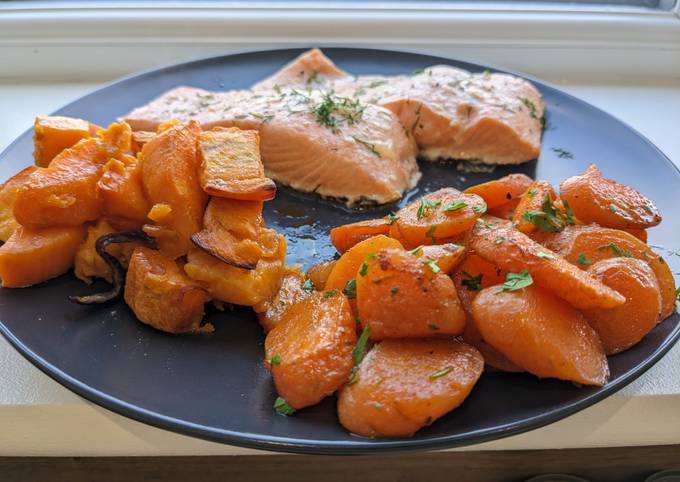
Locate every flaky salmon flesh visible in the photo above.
<box><xmin>123</xmin><ymin>48</ymin><xmax>545</xmax><ymax>205</ymax></box>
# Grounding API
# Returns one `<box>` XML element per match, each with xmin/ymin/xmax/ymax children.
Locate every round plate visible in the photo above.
<box><xmin>0</xmin><ymin>48</ymin><xmax>678</xmax><ymax>455</ymax></box>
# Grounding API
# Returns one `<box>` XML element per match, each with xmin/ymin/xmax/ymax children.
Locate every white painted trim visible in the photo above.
<box><xmin>0</xmin><ymin>3</ymin><xmax>679</xmax><ymax>82</ymax></box>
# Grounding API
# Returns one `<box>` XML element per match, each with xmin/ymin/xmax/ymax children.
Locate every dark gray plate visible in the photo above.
<box><xmin>0</xmin><ymin>48</ymin><xmax>678</xmax><ymax>455</ymax></box>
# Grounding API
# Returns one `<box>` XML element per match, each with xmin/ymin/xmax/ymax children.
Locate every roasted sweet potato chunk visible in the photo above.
<box><xmin>74</xmin><ymin>219</ymin><xmax>136</xmax><ymax>284</ymax></box>
<box><xmin>337</xmin><ymin>338</ymin><xmax>483</xmax><ymax>437</ymax></box>
<box><xmin>131</xmin><ymin>130</ymin><xmax>155</xmax><ymax>154</ymax></box>
<box><xmin>124</xmin><ymin>247</ymin><xmax>210</xmax><ymax>334</ymax></box>
<box><xmin>140</xmin><ymin>121</ymin><xmax>208</xmax><ymax>258</ymax></box>
<box><xmin>198</xmin><ymin>127</ymin><xmax>276</xmax><ymax>201</ymax></box>
<box><xmin>325</xmin><ymin>235</ymin><xmax>403</xmax><ymax>292</ymax></box>
<box><xmin>541</xmin><ymin>225</ymin><xmax>676</xmax><ymax>319</ymax></box>
<box><xmin>356</xmin><ymin>248</ymin><xmax>466</xmax><ymax>339</ymax></box>
<box><xmin>472</xmin><ymin>284</ymin><xmax>609</xmax><ymax>386</ymax></box>
<box><xmin>560</xmin><ymin>164</ymin><xmax>661</xmax><ymax>229</ymax></box>
<box><xmin>257</xmin><ymin>270</ymin><xmax>311</xmax><ymax>333</ymax></box>
<box><xmin>33</xmin><ymin>115</ymin><xmax>96</xmax><ymax>167</ymax></box>
<box><xmin>464</xmin><ymin>173</ymin><xmax>533</xmax><ymax>209</ymax></box>
<box><xmin>583</xmin><ymin>258</ymin><xmax>661</xmax><ymax>354</ymax></box>
<box><xmin>0</xmin><ymin>225</ymin><xmax>86</xmax><ymax>287</ymax></box>
<box><xmin>0</xmin><ymin>167</ymin><xmax>38</xmax><ymax>242</ymax></box>
<box><xmin>97</xmin><ymin>154</ymin><xmax>151</xmax><ymax>224</ymax></box>
<box><xmin>392</xmin><ymin>188</ymin><xmax>487</xmax><ymax>248</ymax></box>
<box><xmin>330</xmin><ymin>218</ymin><xmax>391</xmax><ymax>254</ymax></box>
<box><xmin>512</xmin><ymin>180</ymin><xmax>557</xmax><ymax>234</ymax></box>
<box><xmin>191</xmin><ymin>197</ymin><xmax>281</xmax><ymax>270</ymax></box>
<box><xmin>470</xmin><ymin>217</ymin><xmax>625</xmax><ymax>310</ymax></box>
<box><xmin>265</xmin><ymin>291</ymin><xmax>356</xmax><ymax>409</ymax></box>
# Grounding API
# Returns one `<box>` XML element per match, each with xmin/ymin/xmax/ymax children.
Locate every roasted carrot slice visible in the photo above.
<box><xmin>541</xmin><ymin>224</ymin><xmax>676</xmax><ymax>319</ymax></box>
<box><xmin>472</xmin><ymin>284</ymin><xmax>609</xmax><ymax>386</ymax></box>
<box><xmin>621</xmin><ymin>228</ymin><xmax>647</xmax><ymax>243</ymax></box>
<box><xmin>130</xmin><ymin>130</ymin><xmax>155</xmax><ymax>154</ymax></box>
<box><xmin>469</xmin><ymin>216</ymin><xmax>625</xmax><ymax>310</ymax></box>
<box><xmin>325</xmin><ymin>235</ymin><xmax>403</xmax><ymax>292</ymax></box>
<box><xmin>487</xmin><ymin>197</ymin><xmax>520</xmax><ymax>221</ymax></box>
<box><xmin>265</xmin><ymin>291</ymin><xmax>356</xmax><ymax>409</ymax></box>
<box><xmin>583</xmin><ymin>258</ymin><xmax>661</xmax><ymax>354</ymax></box>
<box><xmin>337</xmin><ymin>338</ymin><xmax>483</xmax><ymax>437</ymax></box>
<box><xmin>33</xmin><ymin>115</ymin><xmax>97</xmax><ymax>167</ymax></box>
<box><xmin>393</xmin><ymin>188</ymin><xmax>487</xmax><ymax>248</ymax></box>
<box><xmin>124</xmin><ymin>247</ymin><xmax>210</xmax><ymax>334</ymax></box>
<box><xmin>356</xmin><ymin>247</ymin><xmax>466</xmax><ymax>339</ymax></box>
<box><xmin>198</xmin><ymin>127</ymin><xmax>276</xmax><ymax>201</ymax></box>
<box><xmin>0</xmin><ymin>166</ymin><xmax>38</xmax><ymax>242</ymax></box>
<box><xmin>98</xmin><ymin>154</ymin><xmax>151</xmax><ymax>224</ymax></box>
<box><xmin>191</xmin><ymin>197</ymin><xmax>280</xmax><ymax>270</ymax></box>
<box><xmin>560</xmin><ymin>164</ymin><xmax>661</xmax><ymax>229</ymax></box>
<box><xmin>141</xmin><ymin>121</ymin><xmax>208</xmax><ymax>258</ymax></box>
<box><xmin>512</xmin><ymin>180</ymin><xmax>557</xmax><ymax>234</ymax></box>
<box><xmin>0</xmin><ymin>225</ymin><xmax>86</xmax><ymax>287</ymax></box>
<box><xmin>305</xmin><ymin>259</ymin><xmax>336</xmax><ymax>290</ymax></box>
<box><xmin>330</xmin><ymin>218</ymin><xmax>392</xmax><ymax>254</ymax></box>
<box><xmin>257</xmin><ymin>270</ymin><xmax>311</xmax><ymax>333</ymax></box>
<box><xmin>464</xmin><ymin>173</ymin><xmax>533</xmax><ymax>209</ymax></box>
<box><xmin>417</xmin><ymin>243</ymin><xmax>466</xmax><ymax>274</ymax></box>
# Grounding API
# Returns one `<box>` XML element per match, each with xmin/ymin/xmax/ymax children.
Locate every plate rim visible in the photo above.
<box><xmin>0</xmin><ymin>46</ymin><xmax>679</xmax><ymax>455</ymax></box>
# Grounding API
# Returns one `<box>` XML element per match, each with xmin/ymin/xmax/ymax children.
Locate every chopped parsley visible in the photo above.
<box><xmin>428</xmin><ymin>324</ymin><xmax>439</xmax><ymax>331</ymax></box>
<box><xmin>301</xmin><ymin>279</ymin><xmax>314</xmax><ymax>292</ymax></box>
<box><xmin>384</xmin><ymin>213</ymin><xmax>399</xmax><ymax>224</ymax></box>
<box><xmin>599</xmin><ymin>243</ymin><xmax>633</xmax><ymax>258</ymax></box>
<box><xmin>343</xmin><ymin>279</ymin><xmax>357</xmax><ymax>299</ymax></box>
<box><xmin>537</xmin><ymin>251</ymin><xmax>556</xmax><ymax>260</ymax></box>
<box><xmin>409</xmin><ymin>246</ymin><xmax>424</xmax><ymax>256</ymax></box>
<box><xmin>500</xmin><ymin>270</ymin><xmax>533</xmax><ymax>292</ymax></box>
<box><xmin>675</xmin><ymin>286</ymin><xmax>680</xmax><ymax>302</ymax></box>
<box><xmin>519</xmin><ymin>97</ymin><xmax>538</xmax><ymax>119</ymax></box>
<box><xmin>268</xmin><ymin>354</ymin><xmax>282</xmax><ymax>365</ymax></box>
<box><xmin>443</xmin><ymin>200</ymin><xmax>468</xmax><ymax>212</ymax></box>
<box><xmin>527</xmin><ymin>188</ymin><xmax>538</xmax><ymax>198</ymax></box>
<box><xmin>390</xmin><ymin>287</ymin><xmax>399</xmax><ymax>296</ymax></box>
<box><xmin>359</xmin><ymin>253</ymin><xmax>376</xmax><ymax>276</ymax></box>
<box><xmin>324</xmin><ymin>289</ymin><xmax>337</xmax><ymax>298</ymax></box>
<box><xmin>495</xmin><ymin>236</ymin><xmax>505</xmax><ymax>245</ymax></box>
<box><xmin>608</xmin><ymin>203</ymin><xmax>618</xmax><ymax>213</ymax></box>
<box><xmin>472</xmin><ymin>204</ymin><xmax>487</xmax><ymax>214</ymax></box>
<box><xmin>551</xmin><ymin>147</ymin><xmax>574</xmax><ymax>159</ymax></box>
<box><xmin>312</xmin><ymin>92</ymin><xmax>365</xmax><ymax>131</ymax></box>
<box><xmin>429</xmin><ymin>366</ymin><xmax>454</xmax><ymax>380</ymax></box>
<box><xmin>417</xmin><ymin>198</ymin><xmax>442</xmax><ymax>220</ymax></box>
<box><xmin>461</xmin><ymin>271</ymin><xmax>483</xmax><ymax>291</ymax></box>
<box><xmin>577</xmin><ymin>253</ymin><xmax>593</xmax><ymax>265</ymax></box>
<box><xmin>274</xmin><ymin>397</ymin><xmax>295</xmax><ymax>416</ymax></box>
<box><xmin>348</xmin><ymin>325</ymin><xmax>372</xmax><ymax>383</ymax></box>
<box><xmin>426</xmin><ymin>225</ymin><xmax>437</xmax><ymax>244</ymax></box>
<box><xmin>422</xmin><ymin>259</ymin><xmax>441</xmax><ymax>273</ymax></box>
<box><xmin>521</xmin><ymin>194</ymin><xmax>566</xmax><ymax>233</ymax></box>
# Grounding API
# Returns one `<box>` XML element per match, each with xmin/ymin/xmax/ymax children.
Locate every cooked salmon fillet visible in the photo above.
<box><xmin>124</xmin><ymin>86</ymin><xmax>420</xmax><ymax>206</ymax></box>
<box><xmin>253</xmin><ymin>48</ymin><xmax>351</xmax><ymax>91</ymax></box>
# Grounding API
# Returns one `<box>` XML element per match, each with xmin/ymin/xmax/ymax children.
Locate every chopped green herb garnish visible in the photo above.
<box><xmin>428</xmin><ymin>324</ymin><xmax>439</xmax><ymax>331</ymax></box>
<box><xmin>312</xmin><ymin>92</ymin><xmax>365</xmax><ymax>131</ymax></box>
<box><xmin>417</xmin><ymin>198</ymin><xmax>442</xmax><ymax>220</ymax></box>
<box><xmin>426</xmin><ymin>225</ymin><xmax>437</xmax><ymax>244</ymax></box>
<box><xmin>352</xmin><ymin>136</ymin><xmax>381</xmax><ymax>157</ymax></box>
<box><xmin>409</xmin><ymin>246</ymin><xmax>424</xmax><ymax>256</ymax></box>
<box><xmin>385</xmin><ymin>213</ymin><xmax>399</xmax><ymax>224</ymax></box>
<box><xmin>353</xmin><ymin>326</ymin><xmax>371</xmax><ymax>365</ymax></box>
<box><xmin>521</xmin><ymin>194</ymin><xmax>566</xmax><ymax>232</ymax></box>
<box><xmin>301</xmin><ymin>279</ymin><xmax>314</xmax><ymax>292</ymax></box>
<box><xmin>483</xmin><ymin>69</ymin><xmax>491</xmax><ymax>78</ymax></box>
<box><xmin>306</xmin><ymin>70</ymin><xmax>320</xmax><ymax>85</ymax></box>
<box><xmin>372</xmin><ymin>402</ymin><xmax>384</xmax><ymax>411</ymax></box>
<box><xmin>274</xmin><ymin>397</ymin><xmax>295</xmax><ymax>416</ymax></box>
<box><xmin>461</xmin><ymin>271</ymin><xmax>483</xmax><ymax>291</ymax></box>
<box><xmin>367</xmin><ymin>80</ymin><xmax>388</xmax><ymax>88</ymax></box>
<box><xmin>537</xmin><ymin>251</ymin><xmax>556</xmax><ymax>260</ymax></box>
<box><xmin>600</xmin><ymin>243</ymin><xmax>633</xmax><ymax>258</ymax></box>
<box><xmin>608</xmin><ymin>203</ymin><xmax>618</xmax><ymax>213</ymax></box>
<box><xmin>429</xmin><ymin>366</ymin><xmax>454</xmax><ymax>380</ymax></box>
<box><xmin>551</xmin><ymin>147</ymin><xmax>573</xmax><ymax>159</ymax></box>
<box><xmin>500</xmin><ymin>270</ymin><xmax>533</xmax><ymax>292</ymax></box>
<box><xmin>472</xmin><ymin>204</ymin><xmax>487</xmax><ymax>214</ymax></box>
<box><xmin>675</xmin><ymin>286</ymin><xmax>680</xmax><ymax>302</ymax></box>
<box><xmin>443</xmin><ymin>200</ymin><xmax>468</xmax><ymax>212</ymax></box>
<box><xmin>527</xmin><ymin>188</ymin><xmax>538</xmax><ymax>198</ymax></box>
<box><xmin>577</xmin><ymin>253</ymin><xmax>593</xmax><ymax>265</ymax></box>
<box><xmin>324</xmin><ymin>289</ymin><xmax>337</xmax><ymax>298</ymax></box>
<box><xmin>250</xmin><ymin>112</ymin><xmax>274</xmax><ymax>123</ymax></box>
<box><xmin>343</xmin><ymin>279</ymin><xmax>357</xmax><ymax>299</ymax></box>
<box><xmin>268</xmin><ymin>354</ymin><xmax>282</xmax><ymax>365</ymax></box>
<box><xmin>495</xmin><ymin>236</ymin><xmax>505</xmax><ymax>245</ymax></box>
<box><xmin>358</xmin><ymin>253</ymin><xmax>376</xmax><ymax>276</ymax></box>
<box><xmin>390</xmin><ymin>287</ymin><xmax>399</xmax><ymax>296</ymax></box>
<box><xmin>519</xmin><ymin>97</ymin><xmax>538</xmax><ymax>119</ymax></box>
<box><xmin>422</xmin><ymin>259</ymin><xmax>441</xmax><ymax>273</ymax></box>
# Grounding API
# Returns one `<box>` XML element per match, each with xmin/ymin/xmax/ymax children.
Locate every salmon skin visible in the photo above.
<box><xmin>123</xmin><ymin>49</ymin><xmax>545</xmax><ymax>205</ymax></box>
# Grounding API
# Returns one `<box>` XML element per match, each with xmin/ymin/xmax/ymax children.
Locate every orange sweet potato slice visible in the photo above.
<box><xmin>560</xmin><ymin>164</ymin><xmax>661</xmax><ymax>229</ymax></box>
<box><xmin>330</xmin><ymin>218</ymin><xmax>392</xmax><ymax>254</ymax></box>
<box><xmin>337</xmin><ymin>338</ymin><xmax>483</xmax><ymax>438</ymax></box>
<box><xmin>541</xmin><ymin>224</ymin><xmax>676</xmax><ymax>319</ymax></box>
<box><xmin>74</xmin><ymin>219</ymin><xmax>135</xmax><ymax>284</ymax></box>
<box><xmin>33</xmin><ymin>115</ymin><xmax>96</xmax><ymax>167</ymax></box>
<box><xmin>393</xmin><ymin>188</ymin><xmax>487</xmax><ymax>248</ymax></box>
<box><xmin>464</xmin><ymin>173</ymin><xmax>533</xmax><ymax>209</ymax></box>
<box><xmin>130</xmin><ymin>130</ymin><xmax>155</xmax><ymax>154</ymax></box>
<box><xmin>583</xmin><ymin>258</ymin><xmax>661</xmax><ymax>354</ymax></box>
<box><xmin>124</xmin><ymin>246</ymin><xmax>210</xmax><ymax>334</ymax></box>
<box><xmin>472</xmin><ymin>284</ymin><xmax>609</xmax><ymax>386</ymax></box>
<box><xmin>140</xmin><ymin>121</ymin><xmax>208</xmax><ymax>258</ymax></box>
<box><xmin>97</xmin><ymin>154</ymin><xmax>151</xmax><ymax>224</ymax></box>
<box><xmin>325</xmin><ymin>235</ymin><xmax>403</xmax><ymax>292</ymax></box>
<box><xmin>0</xmin><ymin>166</ymin><xmax>38</xmax><ymax>242</ymax></box>
<box><xmin>264</xmin><ymin>291</ymin><xmax>356</xmax><ymax>409</ymax></box>
<box><xmin>469</xmin><ymin>216</ymin><xmax>625</xmax><ymax>310</ymax></box>
<box><xmin>257</xmin><ymin>270</ymin><xmax>311</xmax><ymax>333</ymax></box>
<box><xmin>356</xmin><ymin>248</ymin><xmax>466</xmax><ymax>339</ymax></box>
<box><xmin>198</xmin><ymin>127</ymin><xmax>276</xmax><ymax>201</ymax></box>
<box><xmin>512</xmin><ymin>180</ymin><xmax>557</xmax><ymax>234</ymax></box>
<box><xmin>191</xmin><ymin>197</ymin><xmax>281</xmax><ymax>270</ymax></box>
<box><xmin>0</xmin><ymin>225</ymin><xmax>86</xmax><ymax>287</ymax></box>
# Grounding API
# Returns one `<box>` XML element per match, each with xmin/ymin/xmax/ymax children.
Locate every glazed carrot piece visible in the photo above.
<box><xmin>541</xmin><ymin>224</ymin><xmax>676</xmax><ymax>319</ymax></box>
<box><xmin>305</xmin><ymin>259</ymin><xmax>336</xmax><ymax>290</ymax></box>
<box><xmin>337</xmin><ymin>338</ymin><xmax>483</xmax><ymax>437</ymax></box>
<box><xmin>512</xmin><ymin>180</ymin><xmax>557</xmax><ymax>234</ymax></box>
<box><xmin>356</xmin><ymin>248</ymin><xmax>466</xmax><ymax>338</ymax></box>
<box><xmin>125</xmin><ymin>247</ymin><xmax>210</xmax><ymax>334</ymax></box>
<box><xmin>0</xmin><ymin>225</ymin><xmax>86</xmax><ymax>288</ymax></box>
<box><xmin>583</xmin><ymin>258</ymin><xmax>661</xmax><ymax>354</ymax></box>
<box><xmin>330</xmin><ymin>218</ymin><xmax>391</xmax><ymax>254</ymax></box>
<box><xmin>257</xmin><ymin>270</ymin><xmax>311</xmax><ymax>333</ymax></box>
<box><xmin>560</xmin><ymin>164</ymin><xmax>661</xmax><ymax>229</ymax></box>
<box><xmin>464</xmin><ymin>173</ymin><xmax>533</xmax><ymax>209</ymax></box>
<box><xmin>97</xmin><ymin>153</ymin><xmax>151</xmax><ymax>225</ymax></box>
<box><xmin>325</xmin><ymin>235</ymin><xmax>403</xmax><ymax>292</ymax></box>
<box><xmin>487</xmin><ymin>197</ymin><xmax>520</xmax><ymax>221</ymax></box>
<box><xmin>198</xmin><ymin>127</ymin><xmax>276</xmax><ymax>201</ymax></box>
<box><xmin>472</xmin><ymin>284</ymin><xmax>609</xmax><ymax>386</ymax></box>
<box><xmin>265</xmin><ymin>291</ymin><xmax>356</xmax><ymax>409</ymax></box>
<box><xmin>0</xmin><ymin>166</ymin><xmax>38</xmax><ymax>242</ymax></box>
<box><xmin>417</xmin><ymin>243</ymin><xmax>466</xmax><ymax>274</ymax></box>
<box><xmin>469</xmin><ymin>216</ymin><xmax>625</xmax><ymax>310</ymax></box>
<box><xmin>33</xmin><ymin>115</ymin><xmax>96</xmax><ymax>167</ymax></box>
<box><xmin>130</xmin><ymin>130</ymin><xmax>155</xmax><ymax>154</ymax></box>
<box><xmin>621</xmin><ymin>228</ymin><xmax>647</xmax><ymax>243</ymax></box>
<box><xmin>392</xmin><ymin>188</ymin><xmax>487</xmax><ymax>248</ymax></box>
